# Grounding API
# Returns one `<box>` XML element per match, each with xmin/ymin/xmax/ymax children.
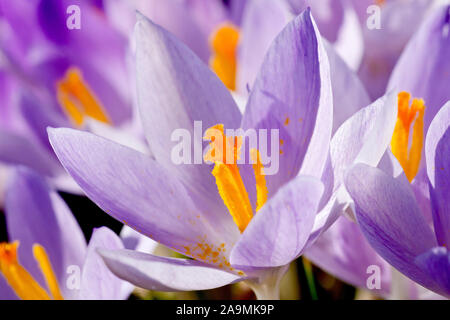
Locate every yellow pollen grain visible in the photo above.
<box><xmin>0</xmin><ymin>241</ymin><xmax>62</xmax><ymax>300</ymax></box>
<box><xmin>209</xmin><ymin>23</ymin><xmax>239</xmax><ymax>91</ymax></box>
<box><xmin>390</xmin><ymin>92</ymin><xmax>425</xmax><ymax>182</ymax></box>
<box><xmin>57</xmin><ymin>67</ymin><xmax>111</xmax><ymax>126</ymax></box>
<box><xmin>284</xmin><ymin>117</ymin><xmax>290</xmax><ymax>126</ymax></box>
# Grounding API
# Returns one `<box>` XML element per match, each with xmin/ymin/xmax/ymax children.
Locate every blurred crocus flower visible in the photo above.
<box><xmin>351</xmin><ymin>0</ymin><xmax>437</xmax><ymax>99</ymax></box>
<box><xmin>0</xmin><ymin>0</ymin><xmax>142</xmax><ymax>196</ymax></box>
<box><xmin>103</xmin><ymin>0</ymin><xmax>292</xmax><ymax>98</ymax></box>
<box><xmin>344</xmin><ymin>101</ymin><xmax>450</xmax><ymax>298</ymax></box>
<box><xmin>0</xmin><ymin>167</ymin><xmax>137</xmax><ymax>300</ymax></box>
<box><xmin>48</xmin><ymin>9</ymin><xmax>337</xmax><ymax>299</ymax></box>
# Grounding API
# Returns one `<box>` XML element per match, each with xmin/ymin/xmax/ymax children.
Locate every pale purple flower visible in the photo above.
<box><xmin>48</xmin><ymin>9</ymin><xmax>335</xmax><ymax>298</ymax></box>
<box><xmin>302</xmin><ymin>4</ymin><xmax>450</xmax><ymax>299</ymax></box>
<box><xmin>344</xmin><ymin>101</ymin><xmax>450</xmax><ymax>298</ymax></box>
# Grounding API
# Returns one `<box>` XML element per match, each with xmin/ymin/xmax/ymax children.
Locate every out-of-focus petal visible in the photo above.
<box><xmin>306</xmin><ymin>217</ymin><xmax>390</xmax><ymax>296</ymax></box>
<box><xmin>0</xmin><ymin>129</ymin><xmax>58</xmax><ymax>176</ymax></box>
<box><xmin>99</xmin><ymin>249</ymin><xmax>243</xmax><ymax>291</ymax></box>
<box><xmin>324</xmin><ymin>41</ymin><xmax>370</xmax><ymax>134</ymax></box>
<box><xmin>230</xmin><ymin>176</ymin><xmax>323</xmax><ymax>269</ymax></box>
<box><xmin>4</xmin><ymin>167</ymin><xmax>87</xmax><ymax>299</ymax></box>
<box><xmin>236</xmin><ymin>0</ymin><xmax>290</xmax><ymax>94</ymax></box>
<box><xmin>332</xmin><ymin>1</ymin><xmax>363</xmax><ymax>71</ymax></box>
<box><xmin>242</xmin><ymin>8</ymin><xmax>332</xmax><ymax>193</ymax></box>
<box><xmin>358</xmin><ymin>0</ymin><xmax>431</xmax><ymax>100</ymax></box>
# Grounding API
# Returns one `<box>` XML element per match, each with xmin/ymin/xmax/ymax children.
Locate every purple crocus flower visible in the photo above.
<box><xmin>0</xmin><ymin>167</ymin><xmax>134</xmax><ymax>300</ymax></box>
<box><xmin>48</xmin><ymin>9</ymin><xmax>335</xmax><ymax>299</ymax></box>
<box><xmin>344</xmin><ymin>101</ymin><xmax>450</xmax><ymax>298</ymax></box>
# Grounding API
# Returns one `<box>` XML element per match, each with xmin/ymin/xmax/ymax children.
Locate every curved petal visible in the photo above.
<box><xmin>415</xmin><ymin>247</ymin><xmax>450</xmax><ymax>297</ymax></box>
<box><xmin>48</xmin><ymin>128</ymin><xmax>239</xmax><ymax>263</ymax></box>
<box><xmin>387</xmin><ymin>4</ymin><xmax>450</xmax><ymax>130</ymax></box>
<box><xmin>230</xmin><ymin>176</ymin><xmax>323</xmax><ymax>269</ymax></box>
<box><xmin>4</xmin><ymin>167</ymin><xmax>87</xmax><ymax>299</ymax></box>
<box><xmin>324</xmin><ymin>41</ymin><xmax>370</xmax><ymax>134</ymax></box>
<box><xmin>99</xmin><ymin>249</ymin><xmax>243</xmax><ymax>291</ymax></box>
<box><xmin>345</xmin><ymin>163</ymin><xmax>439</xmax><ymax>292</ymax></box>
<box><xmin>79</xmin><ymin>227</ymin><xmax>130</xmax><ymax>300</ymax></box>
<box><xmin>134</xmin><ymin>12</ymin><xmax>241</xmax><ymax>208</ymax></box>
<box><xmin>242</xmin><ymin>8</ymin><xmax>332</xmax><ymax>193</ymax></box>
<box><xmin>426</xmin><ymin>102</ymin><xmax>450</xmax><ymax>247</ymax></box>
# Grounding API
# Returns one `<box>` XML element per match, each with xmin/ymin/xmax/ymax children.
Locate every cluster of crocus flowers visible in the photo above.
<box><xmin>0</xmin><ymin>0</ymin><xmax>449</xmax><ymax>301</ymax></box>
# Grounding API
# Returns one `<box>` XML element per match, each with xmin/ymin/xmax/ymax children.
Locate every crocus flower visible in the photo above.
<box><xmin>0</xmin><ymin>167</ymin><xmax>134</xmax><ymax>300</ymax></box>
<box><xmin>0</xmin><ymin>0</ymin><xmax>145</xmax><ymax>196</ymax></box>
<box><xmin>344</xmin><ymin>101</ymin><xmax>450</xmax><ymax>298</ymax></box>
<box><xmin>48</xmin><ymin>9</ymin><xmax>336</xmax><ymax>299</ymax></box>
<box><xmin>305</xmin><ymin>3</ymin><xmax>450</xmax><ymax>299</ymax></box>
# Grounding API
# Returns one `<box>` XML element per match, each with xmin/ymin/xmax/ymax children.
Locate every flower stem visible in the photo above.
<box><xmin>245</xmin><ymin>265</ymin><xmax>289</xmax><ymax>300</ymax></box>
<box><xmin>302</xmin><ymin>258</ymin><xmax>318</xmax><ymax>300</ymax></box>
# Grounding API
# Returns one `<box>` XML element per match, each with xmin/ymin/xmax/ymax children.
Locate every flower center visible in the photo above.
<box><xmin>0</xmin><ymin>241</ymin><xmax>63</xmax><ymax>300</ymax></box>
<box><xmin>204</xmin><ymin>124</ymin><xmax>268</xmax><ymax>233</ymax></box>
<box><xmin>57</xmin><ymin>67</ymin><xmax>111</xmax><ymax>127</ymax></box>
<box><xmin>209</xmin><ymin>23</ymin><xmax>239</xmax><ymax>91</ymax></box>
<box><xmin>390</xmin><ymin>92</ymin><xmax>425</xmax><ymax>182</ymax></box>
